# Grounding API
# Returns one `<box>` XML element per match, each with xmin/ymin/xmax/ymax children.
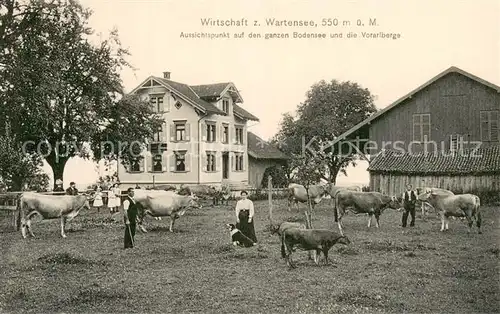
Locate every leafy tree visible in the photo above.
<box><xmin>273</xmin><ymin>80</ymin><xmax>377</xmax><ymax>183</ymax></box>
<box><xmin>0</xmin><ymin>132</ymin><xmax>49</xmax><ymax>191</ymax></box>
<box><xmin>260</xmin><ymin>164</ymin><xmax>288</xmax><ymax>188</ymax></box>
<box><xmin>0</xmin><ymin>0</ymin><xmax>163</xmax><ymax>188</ymax></box>
<box><xmin>289</xmin><ymin>153</ymin><xmax>327</xmax><ymax>229</ymax></box>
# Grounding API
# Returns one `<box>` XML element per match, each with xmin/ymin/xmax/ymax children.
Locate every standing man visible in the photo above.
<box><xmin>402</xmin><ymin>184</ymin><xmax>417</xmax><ymax>227</ymax></box>
<box><xmin>123</xmin><ymin>188</ymin><xmax>140</xmax><ymax>249</ymax></box>
<box><xmin>66</xmin><ymin>182</ymin><xmax>79</xmax><ymax>195</ymax></box>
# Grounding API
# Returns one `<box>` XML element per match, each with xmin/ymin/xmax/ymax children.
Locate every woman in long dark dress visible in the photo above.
<box><xmin>235</xmin><ymin>190</ymin><xmax>257</xmax><ymax>244</ymax></box>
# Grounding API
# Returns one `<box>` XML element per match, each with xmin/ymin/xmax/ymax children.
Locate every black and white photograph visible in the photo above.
<box><xmin>0</xmin><ymin>0</ymin><xmax>499</xmax><ymax>313</ymax></box>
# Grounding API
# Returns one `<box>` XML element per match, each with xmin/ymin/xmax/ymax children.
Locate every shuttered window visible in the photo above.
<box><xmin>412</xmin><ymin>114</ymin><xmax>431</xmax><ymax>142</ymax></box>
<box><xmin>449</xmin><ymin>134</ymin><xmax>463</xmax><ymax>151</ymax></box>
<box><xmin>480</xmin><ymin>110</ymin><xmax>499</xmax><ymax>142</ymax></box>
<box><xmin>206</xmin><ymin>151</ymin><xmax>216</xmax><ymax>172</ymax></box>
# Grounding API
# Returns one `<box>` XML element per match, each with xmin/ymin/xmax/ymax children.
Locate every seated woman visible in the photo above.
<box><xmin>234</xmin><ymin>190</ymin><xmax>257</xmax><ymax>244</ymax></box>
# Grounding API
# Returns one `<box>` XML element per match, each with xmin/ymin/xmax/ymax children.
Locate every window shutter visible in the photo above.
<box><xmin>214</xmin><ymin>123</ymin><xmax>218</xmax><ymax>142</ymax></box>
<box><xmin>147</xmin><ymin>155</ymin><xmax>152</xmax><ymax>172</ymax></box>
<box><xmin>242</xmin><ymin>154</ymin><xmax>246</xmax><ymax>171</ymax></box>
<box><xmin>220</xmin><ymin>125</ymin><xmax>225</xmax><ymax>143</ymax></box>
<box><xmin>164</xmin><ymin>94</ymin><xmax>170</xmax><ymax>112</ymax></box>
<box><xmin>169</xmin><ymin>153</ymin><xmax>176</xmax><ymax>172</ymax></box>
<box><xmin>232</xmin><ymin>127</ymin><xmax>236</xmax><ymax>144</ymax></box>
<box><xmin>162</xmin><ymin>122</ymin><xmax>167</xmax><ymax>142</ymax></box>
<box><xmin>170</xmin><ymin>124</ymin><xmax>176</xmax><ymax>142</ymax></box>
<box><xmin>162</xmin><ymin>152</ymin><xmax>167</xmax><ymax>172</ymax></box>
<box><xmin>139</xmin><ymin>158</ymin><xmax>145</xmax><ymax>172</ymax></box>
<box><xmin>201</xmin><ymin>151</ymin><xmax>207</xmax><ymax>172</ymax></box>
<box><xmin>491</xmin><ymin>111</ymin><xmax>499</xmax><ymax>142</ymax></box>
<box><xmin>241</xmin><ymin>128</ymin><xmax>245</xmax><ymax>145</ymax></box>
<box><xmin>231</xmin><ymin>152</ymin><xmax>236</xmax><ymax>171</ymax></box>
<box><xmin>157</xmin><ymin>97</ymin><xmax>163</xmax><ymax>112</ymax></box>
<box><xmin>185</xmin><ymin>153</ymin><xmax>190</xmax><ymax>172</ymax></box>
<box><xmin>216</xmin><ymin>153</ymin><xmax>221</xmax><ymax>171</ymax></box>
<box><xmin>185</xmin><ymin>123</ymin><xmax>191</xmax><ymax>141</ymax></box>
<box><xmin>201</xmin><ymin>122</ymin><xmax>207</xmax><ymax>141</ymax></box>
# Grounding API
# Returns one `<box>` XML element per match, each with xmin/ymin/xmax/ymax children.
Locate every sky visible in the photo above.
<box><xmin>44</xmin><ymin>0</ymin><xmax>500</xmax><ymax>189</ymax></box>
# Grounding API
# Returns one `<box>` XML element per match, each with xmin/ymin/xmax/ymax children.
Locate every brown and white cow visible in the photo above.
<box><xmin>18</xmin><ymin>192</ymin><xmax>91</xmax><ymax>238</ymax></box>
<box><xmin>287</xmin><ymin>183</ymin><xmax>327</xmax><ymax>212</ymax></box>
<box><xmin>417</xmin><ymin>190</ymin><xmax>481</xmax><ymax>233</ymax></box>
<box><xmin>334</xmin><ymin>190</ymin><xmax>400</xmax><ymax>236</ymax></box>
<box><xmin>134</xmin><ymin>190</ymin><xmax>201</xmax><ymax>232</ymax></box>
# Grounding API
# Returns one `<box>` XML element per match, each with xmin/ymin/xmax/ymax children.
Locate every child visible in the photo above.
<box><xmin>93</xmin><ymin>186</ymin><xmax>104</xmax><ymax>213</ymax></box>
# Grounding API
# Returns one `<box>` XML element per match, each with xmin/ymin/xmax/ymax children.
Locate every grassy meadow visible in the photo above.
<box><xmin>0</xmin><ymin>198</ymin><xmax>499</xmax><ymax>313</ymax></box>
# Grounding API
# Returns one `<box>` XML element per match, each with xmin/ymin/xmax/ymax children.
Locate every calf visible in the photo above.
<box><xmin>281</xmin><ymin>228</ymin><xmax>350</xmax><ymax>268</ymax></box>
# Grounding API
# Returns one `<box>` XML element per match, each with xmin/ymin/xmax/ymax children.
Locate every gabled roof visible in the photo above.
<box><xmin>190</xmin><ymin>83</ymin><xmax>230</xmax><ymax>98</ymax></box>
<box><xmin>129</xmin><ymin>77</ymin><xmax>258</xmax><ymax>120</ymax></box>
<box><xmin>233</xmin><ymin>104</ymin><xmax>259</xmax><ymax>121</ymax></box>
<box><xmin>190</xmin><ymin>82</ymin><xmax>244</xmax><ymax>103</ymax></box>
<box><xmin>154</xmin><ymin>77</ymin><xmax>225</xmax><ymax>115</ymax></box>
<box><xmin>368</xmin><ymin>146</ymin><xmax>500</xmax><ymax>175</ymax></box>
<box><xmin>331</xmin><ymin>66</ymin><xmax>500</xmax><ymax>145</ymax></box>
<box><xmin>247</xmin><ymin>132</ymin><xmax>289</xmax><ymax>160</ymax></box>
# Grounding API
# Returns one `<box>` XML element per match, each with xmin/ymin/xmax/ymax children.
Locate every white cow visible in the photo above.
<box><xmin>417</xmin><ymin>190</ymin><xmax>481</xmax><ymax>233</ymax></box>
<box><xmin>134</xmin><ymin>190</ymin><xmax>201</xmax><ymax>232</ymax></box>
<box><xmin>18</xmin><ymin>192</ymin><xmax>91</xmax><ymax>238</ymax></box>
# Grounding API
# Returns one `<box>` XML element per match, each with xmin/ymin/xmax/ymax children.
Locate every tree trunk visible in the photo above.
<box><xmin>46</xmin><ymin>151</ymin><xmax>69</xmax><ymax>190</ymax></box>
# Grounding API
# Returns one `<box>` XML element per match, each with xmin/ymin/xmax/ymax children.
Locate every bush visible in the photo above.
<box><xmin>260</xmin><ymin>165</ymin><xmax>288</xmax><ymax>188</ymax></box>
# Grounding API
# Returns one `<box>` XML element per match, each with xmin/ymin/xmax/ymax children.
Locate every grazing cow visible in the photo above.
<box><xmin>134</xmin><ymin>190</ymin><xmax>201</xmax><ymax>232</ymax></box>
<box><xmin>270</xmin><ymin>221</ymin><xmax>306</xmax><ymax>236</ymax></box>
<box><xmin>417</xmin><ymin>190</ymin><xmax>481</xmax><ymax>233</ymax></box>
<box><xmin>287</xmin><ymin>183</ymin><xmax>327</xmax><ymax>212</ymax></box>
<box><xmin>281</xmin><ymin>228</ymin><xmax>350</xmax><ymax>268</ymax></box>
<box><xmin>334</xmin><ymin>190</ymin><xmax>400</xmax><ymax>236</ymax></box>
<box><xmin>18</xmin><ymin>192</ymin><xmax>91</xmax><ymax>238</ymax></box>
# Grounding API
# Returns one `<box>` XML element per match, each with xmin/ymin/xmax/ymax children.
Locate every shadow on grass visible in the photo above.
<box><xmin>38</xmin><ymin>252</ymin><xmax>107</xmax><ymax>266</ymax></box>
<box><xmin>363</xmin><ymin>240</ymin><xmax>436</xmax><ymax>253</ymax></box>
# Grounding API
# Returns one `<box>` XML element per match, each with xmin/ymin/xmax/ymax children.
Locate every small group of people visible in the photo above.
<box><xmin>121</xmin><ymin>189</ymin><xmax>258</xmax><ymax>250</ymax></box>
<box><xmin>92</xmin><ymin>183</ymin><xmax>123</xmax><ymax>213</ymax></box>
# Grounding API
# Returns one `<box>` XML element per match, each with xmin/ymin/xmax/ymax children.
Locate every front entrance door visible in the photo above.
<box><xmin>222</xmin><ymin>152</ymin><xmax>229</xmax><ymax>179</ymax></box>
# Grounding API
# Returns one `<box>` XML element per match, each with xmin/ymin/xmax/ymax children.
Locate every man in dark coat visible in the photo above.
<box><xmin>123</xmin><ymin>188</ymin><xmax>141</xmax><ymax>249</ymax></box>
<box><xmin>401</xmin><ymin>184</ymin><xmax>417</xmax><ymax>227</ymax></box>
<box><xmin>66</xmin><ymin>182</ymin><xmax>79</xmax><ymax>195</ymax></box>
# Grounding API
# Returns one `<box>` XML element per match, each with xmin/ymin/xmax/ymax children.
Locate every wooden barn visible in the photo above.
<box><xmin>330</xmin><ymin>66</ymin><xmax>500</xmax><ymax>196</ymax></box>
<box><xmin>367</xmin><ymin>146</ymin><xmax>500</xmax><ymax>195</ymax></box>
<box><xmin>247</xmin><ymin>132</ymin><xmax>289</xmax><ymax>188</ymax></box>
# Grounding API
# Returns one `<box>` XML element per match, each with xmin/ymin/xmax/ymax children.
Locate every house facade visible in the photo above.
<box><xmin>117</xmin><ymin>72</ymin><xmax>259</xmax><ymax>189</ymax></box>
<box><xmin>330</xmin><ymin>66</ymin><xmax>500</xmax><ymax>195</ymax></box>
<box><xmin>247</xmin><ymin>132</ymin><xmax>289</xmax><ymax>188</ymax></box>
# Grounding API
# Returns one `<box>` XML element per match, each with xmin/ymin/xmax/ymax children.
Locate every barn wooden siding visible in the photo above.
<box><xmin>368</xmin><ymin>72</ymin><xmax>500</xmax><ymax>155</ymax></box>
<box><xmin>369</xmin><ymin>172</ymin><xmax>500</xmax><ymax>196</ymax></box>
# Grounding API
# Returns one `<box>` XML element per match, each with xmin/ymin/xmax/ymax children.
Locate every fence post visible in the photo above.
<box><xmin>268</xmin><ymin>175</ymin><xmax>273</xmax><ymax>225</ymax></box>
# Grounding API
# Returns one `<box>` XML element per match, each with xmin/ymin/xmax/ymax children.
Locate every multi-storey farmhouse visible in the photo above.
<box><xmin>331</xmin><ymin>66</ymin><xmax>500</xmax><ymax>195</ymax></box>
<box><xmin>117</xmin><ymin>71</ymin><xmax>264</xmax><ymax>189</ymax></box>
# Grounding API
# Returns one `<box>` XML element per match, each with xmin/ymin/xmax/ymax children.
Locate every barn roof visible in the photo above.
<box><xmin>331</xmin><ymin>66</ymin><xmax>500</xmax><ymax>145</ymax></box>
<box><xmin>368</xmin><ymin>146</ymin><xmax>500</xmax><ymax>175</ymax></box>
<box><xmin>247</xmin><ymin>132</ymin><xmax>289</xmax><ymax>160</ymax></box>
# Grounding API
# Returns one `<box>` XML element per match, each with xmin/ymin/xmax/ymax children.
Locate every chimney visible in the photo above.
<box><xmin>163</xmin><ymin>71</ymin><xmax>171</xmax><ymax>79</ymax></box>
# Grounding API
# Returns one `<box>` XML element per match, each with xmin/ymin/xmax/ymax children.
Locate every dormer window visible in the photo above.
<box><xmin>222</xmin><ymin>99</ymin><xmax>230</xmax><ymax>114</ymax></box>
